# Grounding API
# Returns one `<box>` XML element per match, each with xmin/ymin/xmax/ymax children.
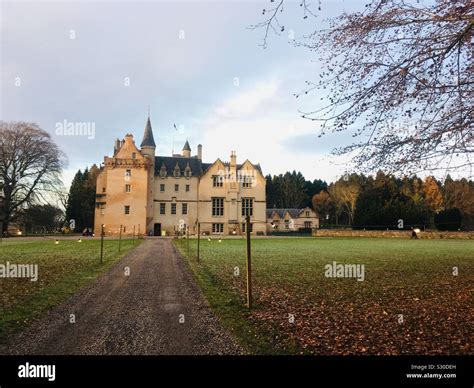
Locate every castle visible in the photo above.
<box><xmin>94</xmin><ymin>116</ymin><xmax>267</xmax><ymax>236</ymax></box>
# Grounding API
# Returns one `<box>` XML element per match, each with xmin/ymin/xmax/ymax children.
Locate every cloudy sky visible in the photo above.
<box><xmin>1</xmin><ymin>0</ymin><xmax>362</xmax><ymax>188</ymax></box>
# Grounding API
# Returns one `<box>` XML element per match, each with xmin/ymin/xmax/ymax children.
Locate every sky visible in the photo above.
<box><xmin>1</xmin><ymin>0</ymin><xmax>364</xmax><ymax>188</ymax></box>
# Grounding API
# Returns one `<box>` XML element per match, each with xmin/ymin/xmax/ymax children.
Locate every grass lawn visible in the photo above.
<box><xmin>175</xmin><ymin>237</ymin><xmax>473</xmax><ymax>355</ymax></box>
<box><xmin>0</xmin><ymin>238</ymin><xmax>141</xmax><ymax>343</ymax></box>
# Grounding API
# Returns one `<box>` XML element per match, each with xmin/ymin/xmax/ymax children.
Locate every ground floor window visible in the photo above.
<box><xmin>160</xmin><ymin>203</ymin><xmax>166</xmax><ymax>215</ymax></box>
<box><xmin>212</xmin><ymin>223</ymin><xmax>224</xmax><ymax>234</ymax></box>
<box><xmin>171</xmin><ymin>203</ymin><xmax>177</xmax><ymax>215</ymax></box>
<box><xmin>182</xmin><ymin>203</ymin><xmax>188</xmax><ymax>215</ymax></box>
<box><xmin>241</xmin><ymin>198</ymin><xmax>253</xmax><ymax>217</ymax></box>
<box><xmin>212</xmin><ymin>197</ymin><xmax>224</xmax><ymax>216</ymax></box>
<box><xmin>242</xmin><ymin>222</ymin><xmax>253</xmax><ymax>233</ymax></box>
<box><xmin>304</xmin><ymin>221</ymin><xmax>312</xmax><ymax>228</ymax></box>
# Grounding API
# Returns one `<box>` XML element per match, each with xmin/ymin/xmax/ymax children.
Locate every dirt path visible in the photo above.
<box><xmin>0</xmin><ymin>239</ymin><xmax>243</xmax><ymax>355</ymax></box>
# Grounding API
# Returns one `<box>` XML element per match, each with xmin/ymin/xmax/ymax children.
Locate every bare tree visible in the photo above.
<box><xmin>0</xmin><ymin>122</ymin><xmax>66</xmax><ymax>234</ymax></box>
<box><xmin>251</xmin><ymin>0</ymin><xmax>473</xmax><ymax>176</ymax></box>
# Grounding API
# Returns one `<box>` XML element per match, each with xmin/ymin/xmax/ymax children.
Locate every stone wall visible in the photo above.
<box><xmin>313</xmin><ymin>229</ymin><xmax>474</xmax><ymax>239</ymax></box>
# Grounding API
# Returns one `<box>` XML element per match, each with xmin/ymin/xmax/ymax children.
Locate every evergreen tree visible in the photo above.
<box><xmin>65</xmin><ymin>165</ymin><xmax>98</xmax><ymax>232</ymax></box>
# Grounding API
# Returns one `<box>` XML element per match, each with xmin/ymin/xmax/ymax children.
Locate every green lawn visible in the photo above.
<box><xmin>175</xmin><ymin>237</ymin><xmax>473</xmax><ymax>355</ymax></box>
<box><xmin>0</xmin><ymin>238</ymin><xmax>141</xmax><ymax>343</ymax></box>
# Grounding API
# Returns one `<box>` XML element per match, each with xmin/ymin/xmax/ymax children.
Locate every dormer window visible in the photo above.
<box><xmin>184</xmin><ymin>163</ymin><xmax>192</xmax><ymax>178</ymax></box>
<box><xmin>160</xmin><ymin>164</ymin><xmax>167</xmax><ymax>178</ymax></box>
<box><xmin>173</xmin><ymin>163</ymin><xmax>181</xmax><ymax>178</ymax></box>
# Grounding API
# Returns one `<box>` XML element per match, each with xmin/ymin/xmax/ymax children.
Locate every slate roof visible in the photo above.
<box><xmin>155</xmin><ymin>157</ymin><xmax>262</xmax><ymax>178</ymax></box>
<box><xmin>155</xmin><ymin>156</ymin><xmax>204</xmax><ymax>177</ymax></box>
<box><xmin>266</xmin><ymin>208</ymin><xmax>304</xmax><ymax>219</ymax></box>
<box><xmin>140</xmin><ymin>117</ymin><xmax>156</xmax><ymax>148</ymax></box>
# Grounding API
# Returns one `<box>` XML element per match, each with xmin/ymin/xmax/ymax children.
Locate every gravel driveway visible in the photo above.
<box><xmin>0</xmin><ymin>239</ymin><xmax>243</xmax><ymax>355</ymax></box>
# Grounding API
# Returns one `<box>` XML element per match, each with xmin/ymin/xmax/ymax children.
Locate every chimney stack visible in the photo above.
<box><xmin>230</xmin><ymin>150</ymin><xmax>236</xmax><ymax>167</ymax></box>
<box><xmin>114</xmin><ymin>138</ymin><xmax>121</xmax><ymax>154</ymax></box>
<box><xmin>197</xmin><ymin>144</ymin><xmax>202</xmax><ymax>161</ymax></box>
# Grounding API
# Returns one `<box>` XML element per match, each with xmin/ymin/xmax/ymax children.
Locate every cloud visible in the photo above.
<box><xmin>190</xmin><ymin>77</ymin><xmax>349</xmax><ymax>182</ymax></box>
<box><xmin>214</xmin><ymin>80</ymin><xmax>280</xmax><ymax>119</ymax></box>
<box><xmin>282</xmin><ymin>130</ymin><xmax>356</xmax><ymax>154</ymax></box>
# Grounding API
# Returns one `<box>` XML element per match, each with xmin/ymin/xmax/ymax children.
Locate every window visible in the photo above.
<box><xmin>241</xmin><ymin>198</ymin><xmax>253</xmax><ymax>217</ymax></box>
<box><xmin>185</xmin><ymin>169</ymin><xmax>191</xmax><ymax>178</ymax></box>
<box><xmin>175</xmin><ymin>184</ymin><xmax>179</xmax><ymax>192</ymax></box>
<box><xmin>213</xmin><ymin>175</ymin><xmax>223</xmax><ymax>187</ymax></box>
<box><xmin>124</xmin><ymin>205</ymin><xmax>130</xmax><ymax>215</ymax></box>
<box><xmin>212</xmin><ymin>197</ymin><xmax>224</xmax><ymax>216</ymax></box>
<box><xmin>242</xmin><ymin>222</ymin><xmax>253</xmax><ymax>233</ymax></box>
<box><xmin>160</xmin><ymin>166</ymin><xmax>167</xmax><ymax>178</ymax></box>
<box><xmin>102</xmin><ymin>187</ymin><xmax>106</xmax><ymax>193</ymax></box>
<box><xmin>160</xmin><ymin>184</ymin><xmax>165</xmax><ymax>192</ymax></box>
<box><xmin>171</xmin><ymin>203</ymin><xmax>177</xmax><ymax>215</ymax></box>
<box><xmin>125</xmin><ymin>184</ymin><xmax>131</xmax><ymax>193</ymax></box>
<box><xmin>182</xmin><ymin>203</ymin><xmax>188</xmax><ymax>215</ymax></box>
<box><xmin>160</xmin><ymin>203</ymin><xmax>166</xmax><ymax>215</ymax></box>
<box><xmin>212</xmin><ymin>223</ymin><xmax>224</xmax><ymax>234</ymax></box>
<box><xmin>304</xmin><ymin>221</ymin><xmax>312</xmax><ymax>228</ymax></box>
<box><xmin>132</xmin><ymin>152</ymin><xmax>136</xmax><ymax>159</ymax></box>
<box><xmin>305</xmin><ymin>211</ymin><xmax>310</xmax><ymax>217</ymax></box>
<box><xmin>125</xmin><ymin>169</ymin><xmax>131</xmax><ymax>177</ymax></box>
<box><xmin>285</xmin><ymin>220</ymin><xmax>290</xmax><ymax>230</ymax></box>
<box><xmin>185</xmin><ymin>184</ymin><xmax>190</xmax><ymax>192</ymax></box>
<box><xmin>242</xmin><ymin>175</ymin><xmax>253</xmax><ymax>188</ymax></box>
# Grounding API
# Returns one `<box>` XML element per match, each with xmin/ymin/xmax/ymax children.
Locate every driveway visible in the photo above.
<box><xmin>0</xmin><ymin>239</ymin><xmax>243</xmax><ymax>355</ymax></box>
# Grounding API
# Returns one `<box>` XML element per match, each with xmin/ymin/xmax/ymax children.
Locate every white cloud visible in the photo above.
<box><xmin>214</xmin><ymin>80</ymin><xmax>280</xmax><ymax>119</ymax></box>
<box><xmin>193</xmin><ymin>78</ymin><xmax>347</xmax><ymax>182</ymax></box>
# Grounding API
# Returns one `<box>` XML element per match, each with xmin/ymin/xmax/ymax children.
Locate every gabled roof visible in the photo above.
<box><xmin>140</xmin><ymin>116</ymin><xmax>156</xmax><ymax>148</ymax></box>
<box><xmin>217</xmin><ymin>162</ymin><xmax>263</xmax><ymax>174</ymax></box>
<box><xmin>154</xmin><ymin>155</ymin><xmax>263</xmax><ymax>178</ymax></box>
<box><xmin>266</xmin><ymin>208</ymin><xmax>305</xmax><ymax>219</ymax></box>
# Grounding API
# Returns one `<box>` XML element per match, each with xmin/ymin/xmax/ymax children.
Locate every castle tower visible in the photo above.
<box><xmin>182</xmin><ymin>140</ymin><xmax>191</xmax><ymax>158</ymax></box>
<box><xmin>140</xmin><ymin>114</ymin><xmax>156</xmax><ymax>235</ymax></box>
<box><xmin>140</xmin><ymin>115</ymin><xmax>156</xmax><ymax>157</ymax></box>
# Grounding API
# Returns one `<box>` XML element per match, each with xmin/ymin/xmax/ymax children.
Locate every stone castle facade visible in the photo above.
<box><xmin>94</xmin><ymin>116</ymin><xmax>267</xmax><ymax>236</ymax></box>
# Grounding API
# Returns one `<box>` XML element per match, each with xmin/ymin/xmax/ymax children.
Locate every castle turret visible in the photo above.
<box><xmin>140</xmin><ymin>115</ymin><xmax>156</xmax><ymax>157</ymax></box>
<box><xmin>140</xmin><ymin>114</ymin><xmax>156</xmax><ymax>235</ymax></box>
<box><xmin>182</xmin><ymin>140</ymin><xmax>191</xmax><ymax>158</ymax></box>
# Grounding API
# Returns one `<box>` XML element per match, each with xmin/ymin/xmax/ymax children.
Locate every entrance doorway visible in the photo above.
<box><xmin>153</xmin><ymin>223</ymin><xmax>161</xmax><ymax>236</ymax></box>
